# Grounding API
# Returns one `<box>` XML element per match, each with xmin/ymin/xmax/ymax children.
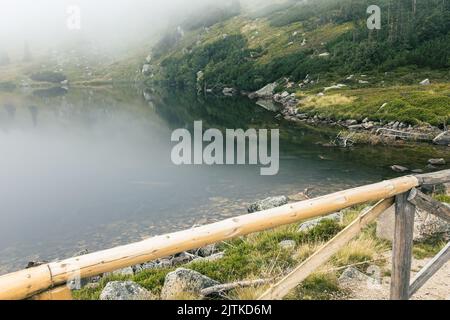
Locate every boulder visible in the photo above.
<box><xmin>433</xmin><ymin>131</ymin><xmax>450</xmax><ymax>146</ymax></box>
<box><xmin>100</xmin><ymin>281</ymin><xmax>155</xmax><ymax>300</ymax></box>
<box><xmin>298</xmin><ymin>212</ymin><xmax>343</xmax><ymax>233</ymax></box>
<box><xmin>279</xmin><ymin>240</ymin><xmax>296</xmax><ymax>250</ymax></box>
<box><xmin>160</xmin><ymin>268</ymin><xmax>219</xmax><ymax>300</ymax></box>
<box><xmin>420</xmin><ymin>79</ymin><xmax>431</xmax><ymax>86</ymax></box>
<box><xmin>377</xmin><ymin>205</ymin><xmax>450</xmax><ymax>242</ymax></box>
<box><xmin>142</xmin><ymin>64</ymin><xmax>151</xmax><ymax>75</ymax></box>
<box><xmin>251</xmin><ymin>82</ymin><xmax>277</xmax><ymax>99</ymax></box>
<box><xmin>338</xmin><ymin>267</ymin><xmax>372</xmax><ymax>285</ymax></box>
<box><xmin>428</xmin><ymin>158</ymin><xmax>446</xmax><ymax>166</ymax></box>
<box><xmin>189</xmin><ymin>252</ymin><xmax>225</xmax><ymax>264</ymax></box>
<box><xmin>196</xmin><ymin>244</ymin><xmax>217</xmax><ymax>257</ymax></box>
<box><xmin>248</xmin><ymin>196</ymin><xmax>288</xmax><ymax>213</ymax></box>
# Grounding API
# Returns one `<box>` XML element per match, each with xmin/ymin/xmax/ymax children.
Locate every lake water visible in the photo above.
<box><xmin>0</xmin><ymin>86</ymin><xmax>448</xmax><ymax>274</ymax></box>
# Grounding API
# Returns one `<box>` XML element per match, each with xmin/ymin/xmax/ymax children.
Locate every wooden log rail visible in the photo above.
<box><xmin>0</xmin><ymin>170</ymin><xmax>449</xmax><ymax>300</ymax></box>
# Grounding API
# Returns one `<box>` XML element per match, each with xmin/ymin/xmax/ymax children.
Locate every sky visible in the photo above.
<box><xmin>0</xmin><ymin>0</ymin><xmax>235</xmax><ymax>54</ymax></box>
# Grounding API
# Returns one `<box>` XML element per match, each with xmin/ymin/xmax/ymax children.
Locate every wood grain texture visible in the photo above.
<box><xmin>390</xmin><ymin>192</ymin><xmax>416</xmax><ymax>300</ymax></box>
<box><xmin>409</xmin><ymin>242</ymin><xmax>450</xmax><ymax>298</ymax></box>
<box><xmin>0</xmin><ymin>175</ymin><xmax>421</xmax><ymax>300</ymax></box>
<box><xmin>408</xmin><ymin>188</ymin><xmax>450</xmax><ymax>223</ymax></box>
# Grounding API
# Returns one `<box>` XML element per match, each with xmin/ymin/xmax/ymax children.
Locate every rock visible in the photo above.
<box><xmin>189</xmin><ymin>252</ymin><xmax>225</xmax><ymax>264</ymax></box>
<box><xmin>339</xmin><ymin>267</ymin><xmax>371</xmax><ymax>284</ymax></box>
<box><xmin>248</xmin><ymin>196</ymin><xmax>288</xmax><ymax>213</ymax></box>
<box><xmin>428</xmin><ymin>158</ymin><xmax>446</xmax><ymax>166</ymax></box>
<box><xmin>105</xmin><ymin>266</ymin><xmax>134</xmax><ymax>277</ymax></box>
<box><xmin>411</xmin><ymin>169</ymin><xmax>424</xmax><ymax>174</ymax></box>
<box><xmin>100</xmin><ymin>281</ymin><xmax>155</xmax><ymax>300</ymax></box>
<box><xmin>391</xmin><ymin>165</ymin><xmax>409</xmax><ymax>173</ymax></box>
<box><xmin>160</xmin><ymin>268</ymin><xmax>219</xmax><ymax>300</ymax></box>
<box><xmin>345</xmin><ymin>119</ymin><xmax>358</xmax><ymax>126</ymax></box>
<box><xmin>318</xmin><ymin>52</ymin><xmax>330</xmax><ymax>57</ymax></box>
<box><xmin>348</xmin><ymin>124</ymin><xmax>364</xmax><ymax>130</ymax></box>
<box><xmin>223</xmin><ymin>87</ymin><xmax>237</xmax><ymax>96</ymax></box>
<box><xmin>317</xmin><ymin>92</ymin><xmax>325</xmax><ymax>97</ymax></box>
<box><xmin>362</xmin><ymin>122</ymin><xmax>374</xmax><ymax>130</ymax></box>
<box><xmin>255</xmin><ymin>99</ymin><xmax>280</xmax><ymax>112</ymax></box>
<box><xmin>280</xmin><ymin>91</ymin><xmax>290</xmax><ymax>98</ymax></box>
<box><xmin>298</xmin><ymin>212</ymin><xmax>342</xmax><ymax>232</ymax></box>
<box><xmin>420</xmin><ymin>79</ymin><xmax>431</xmax><ymax>85</ymax></box>
<box><xmin>324</xmin><ymin>84</ymin><xmax>346</xmax><ymax>91</ymax></box>
<box><xmin>279</xmin><ymin>240</ymin><xmax>296</xmax><ymax>250</ymax></box>
<box><xmin>60</xmin><ymin>80</ymin><xmax>69</xmax><ymax>85</ymax></box>
<box><xmin>251</xmin><ymin>82</ymin><xmax>277</xmax><ymax>99</ymax></box>
<box><xmin>196</xmin><ymin>244</ymin><xmax>217</xmax><ymax>257</ymax></box>
<box><xmin>171</xmin><ymin>252</ymin><xmax>195</xmax><ymax>265</ymax></box>
<box><xmin>433</xmin><ymin>131</ymin><xmax>450</xmax><ymax>146</ymax></box>
<box><xmin>377</xmin><ymin>205</ymin><xmax>450</xmax><ymax>242</ymax></box>
<box><xmin>26</xmin><ymin>261</ymin><xmax>48</xmax><ymax>269</ymax></box>
<box><xmin>142</xmin><ymin>64</ymin><xmax>151</xmax><ymax>75</ymax></box>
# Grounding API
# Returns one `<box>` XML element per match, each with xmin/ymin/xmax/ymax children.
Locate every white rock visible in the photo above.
<box><xmin>420</xmin><ymin>79</ymin><xmax>431</xmax><ymax>85</ymax></box>
<box><xmin>100</xmin><ymin>281</ymin><xmax>154</xmax><ymax>300</ymax></box>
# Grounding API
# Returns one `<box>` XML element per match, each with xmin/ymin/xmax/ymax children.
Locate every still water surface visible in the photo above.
<box><xmin>0</xmin><ymin>86</ymin><xmax>447</xmax><ymax>274</ymax></box>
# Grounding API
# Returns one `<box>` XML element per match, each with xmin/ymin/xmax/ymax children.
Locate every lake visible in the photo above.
<box><xmin>0</xmin><ymin>86</ymin><xmax>448</xmax><ymax>274</ymax></box>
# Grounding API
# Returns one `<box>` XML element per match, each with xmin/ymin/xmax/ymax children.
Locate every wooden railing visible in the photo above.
<box><xmin>0</xmin><ymin>170</ymin><xmax>449</xmax><ymax>300</ymax></box>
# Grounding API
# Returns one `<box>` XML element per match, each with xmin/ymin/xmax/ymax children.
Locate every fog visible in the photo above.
<box><xmin>0</xmin><ymin>0</ymin><xmax>281</xmax><ymax>58</ymax></box>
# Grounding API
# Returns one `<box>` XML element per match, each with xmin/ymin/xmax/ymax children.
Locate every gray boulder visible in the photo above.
<box><xmin>428</xmin><ymin>158</ymin><xmax>446</xmax><ymax>166</ymax></box>
<box><xmin>433</xmin><ymin>131</ymin><xmax>450</xmax><ymax>146</ymax></box>
<box><xmin>100</xmin><ymin>281</ymin><xmax>155</xmax><ymax>300</ymax></box>
<box><xmin>248</xmin><ymin>196</ymin><xmax>288</xmax><ymax>213</ymax></box>
<box><xmin>160</xmin><ymin>268</ymin><xmax>219</xmax><ymax>300</ymax></box>
<box><xmin>298</xmin><ymin>212</ymin><xmax>343</xmax><ymax>233</ymax></box>
<box><xmin>279</xmin><ymin>240</ymin><xmax>296</xmax><ymax>250</ymax></box>
<box><xmin>339</xmin><ymin>267</ymin><xmax>371</xmax><ymax>284</ymax></box>
<box><xmin>377</xmin><ymin>205</ymin><xmax>450</xmax><ymax>242</ymax></box>
<box><xmin>251</xmin><ymin>82</ymin><xmax>277</xmax><ymax>99</ymax></box>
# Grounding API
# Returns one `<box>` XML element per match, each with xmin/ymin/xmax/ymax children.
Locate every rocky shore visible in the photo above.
<box><xmin>244</xmin><ymin>81</ymin><xmax>450</xmax><ymax>147</ymax></box>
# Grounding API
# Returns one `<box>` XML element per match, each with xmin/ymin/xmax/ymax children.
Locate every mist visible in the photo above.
<box><xmin>0</xmin><ymin>0</ymin><xmax>281</xmax><ymax>59</ymax></box>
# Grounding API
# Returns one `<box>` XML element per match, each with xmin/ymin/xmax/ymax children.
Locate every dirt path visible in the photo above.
<box><xmin>342</xmin><ymin>253</ymin><xmax>449</xmax><ymax>300</ymax></box>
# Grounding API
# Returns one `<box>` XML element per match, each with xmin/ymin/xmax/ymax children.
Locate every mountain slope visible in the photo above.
<box><xmin>145</xmin><ymin>0</ymin><xmax>450</xmax><ymax>91</ymax></box>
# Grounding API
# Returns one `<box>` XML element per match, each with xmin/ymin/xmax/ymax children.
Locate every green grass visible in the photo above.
<box><xmin>297</xmin><ymin>83</ymin><xmax>450</xmax><ymax>127</ymax></box>
<box><xmin>74</xmin><ymin>204</ymin><xmax>396</xmax><ymax>300</ymax></box>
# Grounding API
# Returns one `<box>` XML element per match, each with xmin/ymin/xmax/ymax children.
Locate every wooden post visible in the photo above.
<box><xmin>0</xmin><ymin>175</ymin><xmax>420</xmax><ymax>300</ymax></box>
<box><xmin>30</xmin><ymin>286</ymin><xmax>73</xmax><ymax>300</ymax></box>
<box><xmin>390</xmin><ymin>192</ymin><xmax>416</xmax><ymax>300</ymax></box>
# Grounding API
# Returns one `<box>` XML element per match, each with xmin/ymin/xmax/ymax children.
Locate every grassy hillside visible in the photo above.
<box><xmin>147</xmin><ymin>0</ymin><xmax>449</xmax><ymax>90</ymax></box>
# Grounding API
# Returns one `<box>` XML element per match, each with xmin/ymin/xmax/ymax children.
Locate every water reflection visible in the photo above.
<box><xmin>0</xmin><ymin>86</ymin><xmax>447</xmax><ymax>275</ymax></box>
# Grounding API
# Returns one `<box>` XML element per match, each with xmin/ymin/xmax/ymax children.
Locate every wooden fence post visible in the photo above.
<box><xmin>390</xmin><ymin>192</ymin><xmax>416</xmax><ymax>300</ymax></box>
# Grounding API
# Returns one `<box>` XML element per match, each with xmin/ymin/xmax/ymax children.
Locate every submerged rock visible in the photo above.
<box><xmin>160</xmin><ymin>268</ymin><xmax>219</xmax><ymax>300</ymax></box>
<box><xmin>100</xmin><ymin>281</ymin><xmax>155</xmax><ymax>300</ymax></box>
<box><xmin>391</xmin><ymin>165</ymin><xmax>409</xmax><ymax>173</ymax></box>
<box><xmin>248</xmin><ymin>196</ymin><xmax>288</xmax><ymax>213</ymax></box>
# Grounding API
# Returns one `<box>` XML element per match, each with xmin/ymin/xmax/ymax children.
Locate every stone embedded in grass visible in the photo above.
<box><xmin>279</xmin><ymin>240</ymin><xmax>296</xmax><ymax>250</ymax></box>
<box><xmin>160</xmin><ymin>268</ymin><xmax>219</xmax><ymax>300</ymax></box>
<box><xmin>338</xmin><ymin>267</ymin><xmax>372</xmax><ymax>285</ymax></box>
<box><xmin>420</xmin><ymin>78</ymin><xmax>431</xmax><ymax>85</ymax></box>
<box><xmin>100</xmin><ymin>281</ymin><xmax>155</xmax><ymax>300</ymax></box>
<box><xmin>428</xmin><ymin>158</ymin><xmax>446</xmax><ymax>166</ymax></box>
<box><xmin>298</xmin><ymin>212</ymin><xmax>343</xmax><ymax>233</ymax></box>
<box><xmin>248</xmin><ymin>196</ymin><xmax>288</xmax><ymax>213</ymax></box>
